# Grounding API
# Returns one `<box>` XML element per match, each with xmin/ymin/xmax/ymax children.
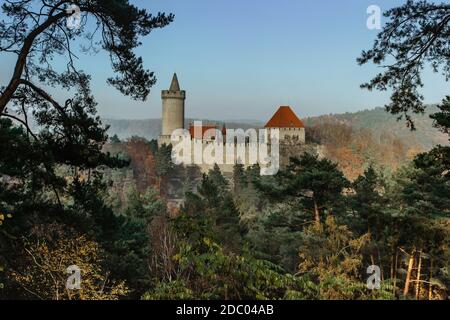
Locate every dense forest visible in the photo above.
<box><xmin>1</xmin><ymin>97</ymin><xmax>448</xmax><ymax>299</ymax></box>
<box><xmin>0</xmin><ymin>0</ymin><xmax>449</xmax><ymax>300</ymax></box>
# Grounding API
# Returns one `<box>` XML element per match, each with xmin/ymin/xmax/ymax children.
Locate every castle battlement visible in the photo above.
<box><xmin>161</xmin><ymin>90</ymin><xmax>186</xmax><ymax>100</ymax></box>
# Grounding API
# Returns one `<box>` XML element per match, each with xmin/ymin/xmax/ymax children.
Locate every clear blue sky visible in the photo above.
<box><xmin>0</xmin><ymin>0</ymin><xmax>447</xmax><ymax>121</ymax></box>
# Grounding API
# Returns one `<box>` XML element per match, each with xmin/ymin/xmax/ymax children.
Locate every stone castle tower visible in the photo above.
<box><xmin>159</xmin><ymin>73</ymin><xmax>185</xmax><ymax>145</ymax></box>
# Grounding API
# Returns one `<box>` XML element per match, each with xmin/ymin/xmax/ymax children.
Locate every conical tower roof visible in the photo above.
<box><xmin>169</xmin><ymin>73</ymin><xmax>181</xmax><ymax>91</ymax></box>
<box><xmin>264</xmin><ymin>106</ymin><xmax>304</xmax><ymax>128</ymax></box>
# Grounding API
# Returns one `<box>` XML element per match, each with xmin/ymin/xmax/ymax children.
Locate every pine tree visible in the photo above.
<box><xmin>256</xmin><ymin>154</ymin><xmax>349</xmax><ymax>222</ymax></box>
<box><xmin>232</xmin><ymin>163</ymin><xmax>247</xmax><ymax>194</ymax></box>
<box><xmin>351</xmin><ymin>166</ymin><xmax>387</xmax><ymax>238</ymax></box>
<box><xmin>358</xmin><ymin>1</ymin><xmax>450</xmax><ymax>129</ymax></box>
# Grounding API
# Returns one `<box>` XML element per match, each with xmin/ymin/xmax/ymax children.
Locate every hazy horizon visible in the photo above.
<box><xmin>99</xmin><ymin>105</ymin><xmax>388</xmax><ymax>122</ymax></box>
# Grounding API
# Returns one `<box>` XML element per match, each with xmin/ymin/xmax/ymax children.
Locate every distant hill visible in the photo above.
<box><xmin>103</xmin><ymin>119</ymin><xmax>160</xmax><ymax>141</ymax></box>
<box><xmin>303</xmin><ymin>105</ymin><xmax>447</xmax><ymax>150</ymax></box>
<box><xmin>300</xmin><ymin>105</ymin><xmax>447</xmax><ymax>179</ymax></box>
<box><xmin>103</xmin><ymin>106</ymin><xmax>446</xmax><ymax>150</ymax></box>
<box><xmin>102</xmin><ymin>119</ymin><xmax>262</xmax><ymax>141</ymax></box>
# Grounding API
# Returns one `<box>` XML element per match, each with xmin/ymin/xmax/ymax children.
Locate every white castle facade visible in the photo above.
<box><xmin>158</xmin><ymin>74</ymin><xmax>307</xmax><ymax>174</ymax></box>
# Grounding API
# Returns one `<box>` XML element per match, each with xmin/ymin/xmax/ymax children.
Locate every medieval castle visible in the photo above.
<box><xmin>158</xmin><ymin>74</ymin><xmax>310</xmax><ymax>174</ymax></box>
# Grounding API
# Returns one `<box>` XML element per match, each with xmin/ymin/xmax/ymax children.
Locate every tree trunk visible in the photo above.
<box><xmin>415</xmin><ymin>251</ymin><xmax>422</xmax><ymax>300</ymax></box>
<box><xmin>428</xmin><ymin>259</ymin><xmax>433</xmax><ymax>300</ymax></box>
<box><xmin>377</xmin><ymin>247</ymin><xmax>384</xmax><ymax>281</ymax></box>
<box><xmin>390</xmin><ymin>253</ymin><xmax>394</xmax><ymax>280</ymax></box>
<box><xmin>313</xmin><ymin>199</ymin><xmax>320</xmax><ymax>223</ymax></box>
<box><xmin>393</xmin><ymin>249</ymin><xmax>399</xmax><ymax>296</ymax></box>
<box><xmin>403</xmin><ymin>249</ymin><xmax>415</xmax><ymax>297</ymax></box>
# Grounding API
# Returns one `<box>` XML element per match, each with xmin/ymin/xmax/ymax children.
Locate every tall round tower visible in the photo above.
<box><xmin>160</xmin><ymin>73</ymin><xmax>185</xmax><ymax>144</ymax></box>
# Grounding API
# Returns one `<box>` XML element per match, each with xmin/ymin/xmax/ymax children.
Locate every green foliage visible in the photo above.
<box><xmin>183</xmin><ymin>167</ymin><xmax>245</xmax><ymax>251</ymax></box>
<box><xmin>0</xmin><ymin>0</ymin><xmax>176</xmax><ymax>299</ymax></box>
<box><xmin>403</xmin><ymin>147</ymin><xmax>450</xmax><ymax>218</ymax></box>
<box><xmin>124</xmin><ymin>186</ymin><xmax>164</xmax><ymax>220</ymax></box>
<box><xmin>154</xmin><ymin>144</ymin><xmax>175</xmax><ymax>178</ymax></box>
<box><xmin>142</xmin><ymin>188</ymin><xmax>166</xmax><ymax>219</ymax></box>
<box><xmin>297</xmin><ymin>217</ymin><xmax>394</xmax><ymax>300</ymax></box>
<box><xmin>172</xmin><ymin>238</ymin><xmax>299</xmax><ymax>300</ymax></box>
<box><xmin>246</xmin><ymin>204</ymin><xmax>305</xmax><ymax>273</ymax></box>
<box><xmin>209</xmin><ymin>164</ymin><xmax>228</xmax><ymax>189</ymax></box>
<box><xmin>232</xmin><ymin>163</ymin><xmax>247</xmax><ymax>193</ymax></box>
<box><xmin>358</xmin><ymin>0</ymin><xmax>450</xmax><ymax>129</ymax></box>
<box><xmin>430</xmin><ymin>96</ymin><xmax>450</xmax><ymax>137</ymax></box>
<box><xmin>142</xmin><ymin>280</ymin><xmax>194</xmax><ymax>300</ymax></box>
<box><xmin>0</xmin><ymin>117</ymin><xmax>151</xmax><ymax>299</ymax></box>
<box><xmin>255</xmin><ymin>154</ymin><xmax>349</xmax><ymax>222</ymax></box>
<box><xmin>350</xmin><ymin>166</ymin><xmax>389</xmax><ymax>238</ymax></box>
<box><xmin>0</xmin><ymin>0</ymin><xmax>174</xmax><ymax>114</ymax></box>
<box><xmin>110</xmin><ymin>134</ymin><xmax>121</xmax><ymax>144</ymax></box>
<box><xmin>1</xmin><ymin>0</ymin><xmax>449</xmax><ymax>301</ymax></box>
<box><xmin>145</xmin><ymin>209</ymin><xmax>306</xmax><ymax>300</ymax></box>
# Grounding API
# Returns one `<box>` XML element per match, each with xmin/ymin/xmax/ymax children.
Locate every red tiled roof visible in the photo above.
<box><xmin>189</xmin><ymin>125</ymin><xmax>221</xmax><ymax>139</ymax></box>
<box><xmin>264</xmin><ymin>106</ymin><xmax>304</xmax><ymax>128</ymax></box>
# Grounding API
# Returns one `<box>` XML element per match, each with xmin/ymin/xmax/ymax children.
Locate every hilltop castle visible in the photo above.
<box><xmin>158</xmin><ymin>73</ymin><xmax>308</xmax><ymax>173</ymax></box>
